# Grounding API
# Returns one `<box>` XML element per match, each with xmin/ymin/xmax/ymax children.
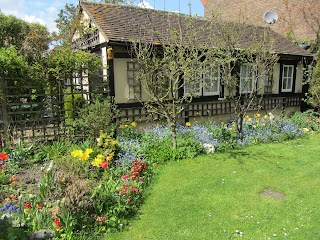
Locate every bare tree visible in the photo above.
<box><xmin>301</xmin><ymin>0</ymin><xmax>320</xmax><ymax>51</ymax></box>
<box><xmin>205</xmin><ymin>16</ymin><xmax>279</xmax><ymax>137</ymax></box>
<box><xmin>281</xmin><ymin>0</ymin><xmax>320</xmax><ymax>51</ymax></box>
<box><xmin>132</xmin><ymin>13</ymin><xmax>278</xmax><ymax>148</ymax></box>
<box><xmin>132</xmin><ymin>15</ymin><xmax>220</xmax><ymax>149</ymax></box>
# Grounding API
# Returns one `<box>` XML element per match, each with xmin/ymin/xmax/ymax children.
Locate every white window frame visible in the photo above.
<box><xmin>203</xmin><ymin>68</ymin><xmax>220</xmax><ymax>96</ymax></box>
<box><xmin>240</xmin><ymin>64</ymin><xmax>253</xmax><ymax>94</ymax></box>
<box><xmin>73</xmin><ymin>72</ymin><xmax>83</xmax><ymax>90</ymax></box>
<box><xmin>281</xmin><ymin>64</ymin><xmax>294</xmax><ymax>92</ymax></box>
<box><xmin>184</xmin><ymin>77</ymin><xmax>202</xmax><ymax>96</ymax></box>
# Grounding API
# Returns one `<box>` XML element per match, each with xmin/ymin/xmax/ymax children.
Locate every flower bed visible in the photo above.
<box><xmin>0</xmin><ymin>110</ymin><xmax>319</xmax><ymax>239</ymax></box>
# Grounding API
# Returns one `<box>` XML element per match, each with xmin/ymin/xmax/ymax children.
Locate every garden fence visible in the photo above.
<box><xmin>0</xmin><ymin>72</ymin><xmax>109</xmax><ymax>146</ymax></box>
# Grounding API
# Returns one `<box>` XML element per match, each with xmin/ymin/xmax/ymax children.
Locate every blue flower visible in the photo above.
<box><xmin>8</xmin><ymin>205</ymin><xmax>17</xmax><ymax>214</ymax></box>
<box><xmin>0</xmin><ymin>203</ymin><xmax>11</xmax><ymax>211</ymax></box>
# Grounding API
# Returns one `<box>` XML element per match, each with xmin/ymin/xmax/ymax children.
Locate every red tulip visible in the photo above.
<box><xmin>101</xmin><ymin>161</ymin><xmax>109</xmax><ymax>169</ymax></box>
<box><xmin>0</xmin><ymin>153</ymin><xmax>8</xmax><ymax>161</ymax></box>
<box><xmin>53</xmin><ymin>217</ymin><xmax>62</xmax><ymax>228</ymax></box>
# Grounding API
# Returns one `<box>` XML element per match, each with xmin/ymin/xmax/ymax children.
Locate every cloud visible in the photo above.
<box><xmin>46</xmin><ymin>6</ymin><xmax>58</xmax><ymax>15</ymax></box>
<box><xmin>137</xmin><ymin>0</ymin><xmax>154</xmax><ymax>9</ymax></box>
<box><xmin>23</xmin><ymin>14</ymin><xmax>46</xmax><ymax>25</ymax></box>
<box><xmin>0</xmin><ymin>0</ymin><xmax>24</xmax><ymax>11</ymax></box>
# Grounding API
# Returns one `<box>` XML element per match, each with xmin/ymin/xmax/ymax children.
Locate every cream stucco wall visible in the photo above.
<box><xmin>114</xmin><ymin>58</ymin><xmax>129</xmax><ymax>103</ymax></box>
<box><xmin>114</xmin><ymin>58</ymin><xmax>151</xmax><ymax>103</ymax></box>
<box><xmin>272</xmin><ymin>63</ymin><xmax>280</xmax><ymax>94</ymax></box>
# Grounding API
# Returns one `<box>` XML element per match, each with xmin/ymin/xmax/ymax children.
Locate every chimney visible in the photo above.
<box><xmin>201</xmin><ymin>0</ymin><xmax>208</xmax><ymax>6</ymax></box>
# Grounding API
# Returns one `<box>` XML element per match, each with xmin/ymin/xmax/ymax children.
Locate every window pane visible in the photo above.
<box><xmin>203</xmin><ymin>67</ymin><xmax>220</xmax><ymax>95</ymax></box>
<box><xmin>288</xmin><ymin>66</ymin><xmax>293</xmax><ymax>77</ymax></box>
<box><xmin>287</xmin><ymin>78</ymin><xmax>292</xmax><ymax>89</ymax></box>
<box><xmin>282</xmin><ymin>78</ymin><xmax>287</xmax><ymax>89</ymax></box>
<box><xmin>213</xmin><ymin>80</ymin><xmax>218</xmax><ymax>92</ymax></box>
<box><xmin>283</xmin><ymin>66</ymin><xmax>288</xmax><ymax>78</ymax></box>
<box><xmin>240</xmin><ymin>65</ymin><xmax>247</xmax><ymax>77</ymax></box>
<box><xmin>240</xmin><ymin>64</ymin><xmax>252</xmax><ymax>93</ymax></box>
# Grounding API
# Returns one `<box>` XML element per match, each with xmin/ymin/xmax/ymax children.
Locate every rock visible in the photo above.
<box><xmin>29</xmin><ymin>229</ymin><xmax>54</xmax><ymax>240</ymax></box>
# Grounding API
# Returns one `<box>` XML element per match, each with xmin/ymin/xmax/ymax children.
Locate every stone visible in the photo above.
<box><xmin>29</xmin><ymin>229</ymin><xmax>54</xmax><ymax>240</ymax></box>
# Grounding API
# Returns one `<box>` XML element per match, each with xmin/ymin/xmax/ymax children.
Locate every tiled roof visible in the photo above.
<box><xmin>80</xmin><ymin>1</ymin><xmax>313</xmax><ymax>57</ymax></box>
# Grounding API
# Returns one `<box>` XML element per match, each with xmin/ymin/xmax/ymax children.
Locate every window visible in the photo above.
<box><xmin>264</xmin><ymin>71</ymin><xmax>273</xmax><ymax>94</ymax></box>
<box><xmin>184</xmin><ymin>79</ymin><xmax>201</xmax><ymax>96</ymax></box>
<box><xmin>240</xmin><ymin>64</ymin><xmax>253</xmax><ymax>94</ymax></box>
<box><xmin>203</xmin><ymin>68</ymin><xmax>220</xmax><ymax>96</ymax></box>
<box><xmin>184</xmin><ymin>67</ymin><xmax>220</xmax><ymax>96</ymax></box>
<box><xmin>71</xmin><ymin>72</ymin><xmax>83</xmax><ymax>91</ymax></box>
<box><xmin>281</xmin><ymin>65</ymin><xmax>294</xmax><ymax>92</ymax></box>
<box><xmin>127</xmin><ymin>61</ymin><xmax>141</xmax><ymax>100</ymax></box>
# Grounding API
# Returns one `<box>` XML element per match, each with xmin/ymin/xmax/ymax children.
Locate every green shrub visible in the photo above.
<box><xmin>72</xmin><ymin>97</ymin><xmax>118</xmax><ymax>141</ymax></box>
<box><xmin>64</xmin><ymin>93</ymin><xmax>85</xmax><ymax>125</ymax></box>
<box><xmin>139</xmin><ymin>132</ymin><xmax>204</xmax><ymax>163</ymax></box>
<box><xmin>290</xmin><ymin>109</ymin><xmax>320</xmax><ymax>131</ymax></box>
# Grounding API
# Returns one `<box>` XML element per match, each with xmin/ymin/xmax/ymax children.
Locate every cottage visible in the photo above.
<box><xmin>72</xmin><ymin>1</ymin><xmax>313</xmax><ymax>123</ymax></box>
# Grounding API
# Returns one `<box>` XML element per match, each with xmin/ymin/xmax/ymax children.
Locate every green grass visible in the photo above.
<box><xmin>107</xmin><ymin>133</ymin><xmax>320</xmax><ymax>240</ymax></box>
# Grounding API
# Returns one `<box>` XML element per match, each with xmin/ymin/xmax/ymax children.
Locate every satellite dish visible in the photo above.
<box><xmin>263</xmin><ymin>11</ymin><xmax>278</xmax><ymax>24</ymax></box>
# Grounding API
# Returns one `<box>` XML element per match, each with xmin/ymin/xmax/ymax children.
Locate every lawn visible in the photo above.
<box><xmin>108</xmin><ymin>133</ymin><xmax>320</xmax><ymax>240</ymax></box>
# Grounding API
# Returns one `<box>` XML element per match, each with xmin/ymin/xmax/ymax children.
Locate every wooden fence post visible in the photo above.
<box><xmin>0</xmin><ymin>73</ymin><xmax>9</xmax><ymax>146</ymax></box>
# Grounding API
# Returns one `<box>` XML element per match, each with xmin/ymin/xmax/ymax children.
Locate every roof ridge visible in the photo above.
<box><xmin>80</xmin><ymin>0</ymin><xmax>200</xmax><ymax>18</ymax></box>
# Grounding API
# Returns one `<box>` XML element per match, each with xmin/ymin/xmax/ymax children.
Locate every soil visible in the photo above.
<box><xmin>260</xmin><ymin>188</ymin><xmax>285</xmax><ymax>200</ymax></box>
<box><xmin>16</xmin><ymin>163</ymin><xmax>44</xmax><ymax>191</ymax></box>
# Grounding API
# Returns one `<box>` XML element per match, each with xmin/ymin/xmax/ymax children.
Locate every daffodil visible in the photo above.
<box><xmin>254</xmin><ymin>113</ymin><xmax>261</xmax><ymax>119</ymax></box>
<box><xmin>71</xmin><ymin>149</ymin><xmax>83</xmax><ymax>158</ymax></box>
<box><xmin>91</xmin><ymin>154</ymin><xmax>103</xmax><ymax>167</ymax></box>
<box><xmin>185</xmin><ymin>122</ymin><xmax>191</xmax><ymax>127</ymax></box>
<box><xmin>131</xmin><ymin>122</ymin><xmax>137</xmax><ymax>127</ymax></box>
<box><xmin>84</xmin><ymin>148</ymin><xmax>93</xmax><ymax>155</ymax></box>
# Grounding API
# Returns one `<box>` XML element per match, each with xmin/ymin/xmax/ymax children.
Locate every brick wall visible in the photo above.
<box><xmin>202</xmin><ymin>0</ymin><xmax>319</xmax><ymax>41</ymax></box>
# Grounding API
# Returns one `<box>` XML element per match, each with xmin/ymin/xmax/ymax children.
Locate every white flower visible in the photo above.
<box><xmin>203</xmin><ymin>143</ymin><xmax>215</xmax><ymax>153</ymax></box>
<box><xmin>1</xmin><ymin>213</ymin><xmax>10</xmax><ymax>220</ymax></box>
<box><xmin>11</xmin><ymin>219</ymin><xmax>21</xmax><ymax>228</ymax></box>
<box><xmin>46</xmin><ymin>160</ymin><xmax>53</xmax><ymax>172</ymax></box>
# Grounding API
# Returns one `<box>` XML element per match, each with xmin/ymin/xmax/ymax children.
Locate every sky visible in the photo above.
<box><xmin>0</xmin><ymin>0</ymin><xmax>204</xmax><ymax>33</ymax></box>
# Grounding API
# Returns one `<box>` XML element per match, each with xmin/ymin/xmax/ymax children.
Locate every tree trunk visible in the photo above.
<box><xmin>237</xmin><ymin>114</ymin><xmax>244</xmax><ymax>140</ymax></box>
<box><xmin>170</xmin><ymin>121</ymin><xmax>177</xmax><ymax>150</ymax></box>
